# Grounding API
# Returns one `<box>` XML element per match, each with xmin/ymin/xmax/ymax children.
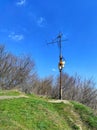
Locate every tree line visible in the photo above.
<box><xmin>0</xmin><ymin>44</ymin><xmax>97</xmax><ymax>110</ymax></box>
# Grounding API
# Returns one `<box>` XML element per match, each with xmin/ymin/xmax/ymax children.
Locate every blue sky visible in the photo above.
<box><xmin>0</xmin><ymin>0</ymin><xmax>97</xmax><ymax>84</ymax></box>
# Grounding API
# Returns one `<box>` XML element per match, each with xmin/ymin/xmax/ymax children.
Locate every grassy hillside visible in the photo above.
<box><xmin>0</xmin><ymin>90</ymin><xmax>97</xmax><ymax>130</ymax></box>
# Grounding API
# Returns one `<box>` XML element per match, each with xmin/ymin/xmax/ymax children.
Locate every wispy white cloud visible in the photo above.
<box><xmin>16</xmin><ymin>0</ymin><xmax>26</xmax><ymax>6</ymax></box>
<box><xmin>28</xmin><ymin>13</ymin><xmax>47</xmax><ymax>28</ymax></box>
<box><xmin>37</xmin><ymin>17</ymin><xmax>47</xmax><ymax>27</ymax></box>
<box><xmin>52</xmin><ymin>68</ymin><xmax>56</xmax><ymax>72</ymax></box>
<box><xmin>8</xmin><ymin>32</ymin><xmax>24</xmax><ymax>41</ymax></box>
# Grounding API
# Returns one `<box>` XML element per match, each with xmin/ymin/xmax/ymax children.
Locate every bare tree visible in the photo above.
<box><xmin>35</xmin><ymin>76</ymin><xmax>53</xmax><ymax>97</ymax></box>
<box><xmin>0</xmin><ymin>44</ymin><xmax>35</xmax><ymax>91</ymax></box>
<box><xmin>80</xmin><ymin>79</ymin><xmax>97</xmax><ymax>109</ymax></box>
<box><xmin>53</xmin><ymin>72</ymin><xmax>97</xmax><ymax>109</ymax></box>
<box><xmin>1</xmin><ymin>44</ymin><xmax>97</xmax><ymax>110</ymax></box>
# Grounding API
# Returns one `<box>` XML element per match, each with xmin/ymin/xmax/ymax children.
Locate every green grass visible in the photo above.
<box><xmin>0</xmin><ymin>90</ymin><xmax>21</xmax><ymax>96</ymax></box>
<box><xmin>0</xmin><ymin>90</ymin><xmax>97</xmax><ymax>130</ymax></box>
<box><xmin>71</xmin><ymin>101</ymin><xmax>97</xmax><ymax>130</ymax></box>
<box><xmin>0</xmin><ymin>94</ymin><xmax>70</xmax><ymax>130</ymax></box>
<box><xmin>53</xmin><ymin>103</ymin><xmax>80</xmax><ymax>130</ymax></box>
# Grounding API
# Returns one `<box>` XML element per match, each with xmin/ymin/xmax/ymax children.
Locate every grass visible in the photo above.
<box><xmin>71</xmin><ymin>101</ymin><xmax>97</xmax><ymax>130</ymax></box>
<box><xmin>0</xmin><ymin>90</ymin><xmax>97</xmax><ymax>130</ymax></box>
<box><xmin>0</xmin><ymin>94</ymin><xmax>70</xmax><ymax>130</ymax></box>
<box><xmin>53</xmin><ymin>102</ymin><xmax>84</xmax><ymax>130</ymax></box>
<box><xmin>0</xmin><ymin>89</ymin><xmax>21</xmax><ymax>96</ymax></box>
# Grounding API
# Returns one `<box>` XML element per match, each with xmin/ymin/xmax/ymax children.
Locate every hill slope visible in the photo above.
<box><xmin>0</xmin><ymin>90</ymin><xmax>97</xmax><ymax>130</ymax></box>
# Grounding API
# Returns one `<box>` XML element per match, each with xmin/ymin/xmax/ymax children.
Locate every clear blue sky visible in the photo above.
<box><xmin>0</xmin><ymin>0</ymin><xmax>97</xmax><ymax>84</ymax></box>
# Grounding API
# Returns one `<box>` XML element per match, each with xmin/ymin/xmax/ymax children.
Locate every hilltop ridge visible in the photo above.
<box><xmin>0</xmin><ymin>90</ymin><xmax>97</xmax><ymax>130</ymax></box>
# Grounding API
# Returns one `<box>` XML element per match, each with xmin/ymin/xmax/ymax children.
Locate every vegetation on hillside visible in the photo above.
<box><xmin>0</xmin><ymin>44</ymin><xmax>97</xmax><ymax>110</ymax></box>
<box><xmin>0</xmin><ymin>90</ymin><xmax>97</xmax><ymax>130</ymax></box>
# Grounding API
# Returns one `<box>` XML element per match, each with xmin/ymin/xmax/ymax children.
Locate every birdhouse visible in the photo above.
<box><xmin>60</xmin><ymin>61</ymin><xmax>65</xmax><ymax>68</ymax></box>
<box><xmin>58</xmin><ymin>60</ymin><xmax>65</xmax><ymax>70</ymax></box>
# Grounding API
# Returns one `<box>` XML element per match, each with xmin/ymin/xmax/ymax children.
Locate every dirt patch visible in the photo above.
<box><xmin>0</xmin><ymin>95</ymin><xmax>28</xmax><ymax>100</ymax></box>
<box><xmin>49</xmin><ymin>99</ymin><xmax>70</xmax><ymax>104</ymax></box>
